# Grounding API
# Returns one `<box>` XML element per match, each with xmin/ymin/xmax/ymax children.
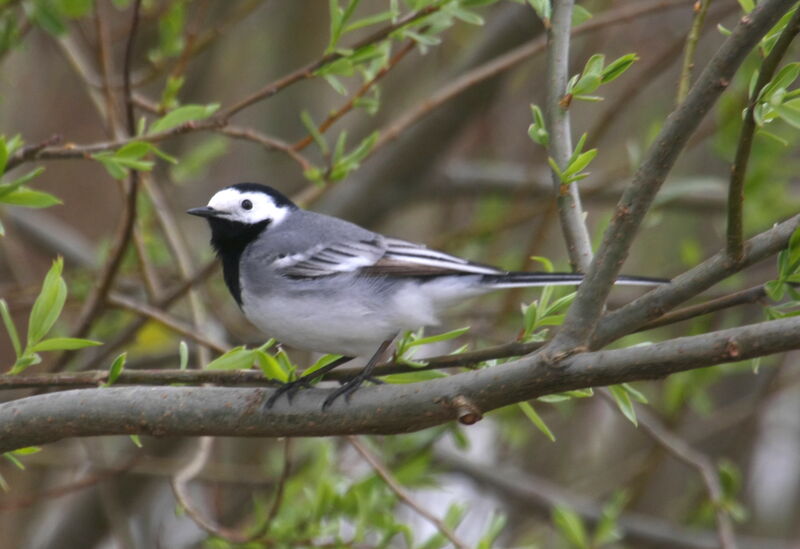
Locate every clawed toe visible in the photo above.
<box><xmin>263</xmin><ymin>378</ymin><xmax>314</xmax><ymax>409</ymax></box>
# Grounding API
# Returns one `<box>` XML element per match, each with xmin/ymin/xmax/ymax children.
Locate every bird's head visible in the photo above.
<box><xmin>187</xmin><ymin>183</ymin><xmax>297</xmax><ymax>252</ymax></box>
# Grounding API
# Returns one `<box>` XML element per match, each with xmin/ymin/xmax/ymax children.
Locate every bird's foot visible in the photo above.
<box><xmin>321</xmin><ymin>371</ymin><xmax>376</xmax><ymax>410</ymax></box>
<box><xmin>263</xmin><ymin>355</ymin><xmax>355</xmax><ymax>409</ymax></box>
<box><xmin>263</xmin><ymin>377</ymin><xmax>316</xmax><ymax>409</ymax></box>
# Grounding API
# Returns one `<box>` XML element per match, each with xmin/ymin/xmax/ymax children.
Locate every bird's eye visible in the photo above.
<box><xmin>241</xmin><ymin>199</ymin><xmax>253</xmax><ymax>210</ymax></box>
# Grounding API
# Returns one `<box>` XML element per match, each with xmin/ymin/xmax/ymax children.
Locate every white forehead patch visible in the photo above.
<box><xmin>207</xmin><ymin>188</ymin><xmax>290</xmax><ymax>226</ymax></box>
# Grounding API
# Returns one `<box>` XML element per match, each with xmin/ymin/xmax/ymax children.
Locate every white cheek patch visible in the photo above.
<box><xmin>207</xmin><ymin>188</ymin><xmax>289</xmax><ymax>226</ymax></box>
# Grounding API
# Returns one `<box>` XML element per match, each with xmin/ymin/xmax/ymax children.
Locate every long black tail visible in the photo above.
<box><xmin>480</xmin><ymin>272</ymin><xmax>668</xmax><ymax>289</ymax></box>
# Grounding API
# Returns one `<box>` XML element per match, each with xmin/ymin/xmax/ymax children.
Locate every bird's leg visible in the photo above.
<box><xmin>322</xmin><ymin>336</ymin><xmax>396</xmax><ymax>410</ymax></box>
<box><xmin>264</xmin><ymin>355</ymin><xmax>354</xmax><ymax>409</ymax></box>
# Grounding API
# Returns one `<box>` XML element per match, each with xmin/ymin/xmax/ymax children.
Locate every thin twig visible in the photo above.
<box><xmin>291</xmin><ymin>39</ymin><xmax>417</xmax><ymax>151</ymax></box>
<box><xmin>221</xmin><ymin>5</ymin><xmax>441</xmax><ymax>119</ymax></box>
<box><xmin>220</xmin><ymin>126</ymin><xmax>312</xmax><ymax>172</ymax></box>
<box><xmin>440</xmin><ymin>449</ymin><xmax>782</xmax><ymax>549</ymax></box>
<box><xmin>371</xmin><ymin>0</ymin><xmax>687</xmax><ymax>156</ymax></box>
<box><xmin>142</xmin><ymin>174</ymin><xmax>213</xmax><ymax>367</ymax></box>
<box><xmin>0</xmin><ymin>339</ymin><xmax>546</xmax><ymax>390</ymax></box>
<box><xmin>544</xmin><ymin>0</ymin><xmax>593</xmax><ymax>272</ymax></box>
<box><xmin>600</xmin><ymin>390</ymin><xmax>738</xmax><ymax>549</ymax></box>
<box><xmin>348</xmin><ymin>436</ymin><xmax>469</xmax><ymax>549</ymax></box>
<box><xmin>638</xmin><ymin>284</ymin><xmax>768</xmax><ymax>331</ymax></box>
<box><xmin>131</xmin><ymin>223</ymin><xmax>163</xmax><ymax>301</ymax></box>
<box><xmin>93</xmin><ymin>1</ymin><xmax>122</xmax><ymax>137</ymax></box>
<box><xmin>0</xmin><ymin>456</ymin><xmax>140</xmax><ymax>511</ymax></box>
<box><xmin>171</xmin><ymin>437</ymin><xmax>242</xmax><ymax>540</ymax></box>
<box><xmin>82</xmin><ymin>259</ymin><xmax>219</xmax><ymax>371</ymax></box>
<box><xmin>170</xmin><ymin>437</ymin><xmax>292</xmax><ymax>543</ymax></box>
<box><xmin>255</xmin><ymin>438</ymin><xmax>293</xmax><ymax>538</ymax></box>
<box><xmin>107</xmin><ymin>293</ymin><xmax>227</xmax><ymax>353</ymax></box>
<box><xmin>58</xmin><ymin>0</ymin><xmax>145</xmax><ymax>370</ymax></box>
<box><xmin>677</xmin><ymin>0</ymin><xmax>713</xmax><ymax>104</ymax></box>
<box><xmin>727</xmin><ymin>7</ymin><xmax>800</xmax><ymax>261</ymax></box>
<box><xmin>549</xmin><ymin>0</ymin><xmax>796</xmax><ymax>353</ymax></box>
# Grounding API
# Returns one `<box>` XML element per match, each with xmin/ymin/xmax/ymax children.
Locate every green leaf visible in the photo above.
<box><xmin>60</xmin><ymin>0</ymin><xmax>94</xmax><ymax>18</ymax></box>
<box><xmin>323</xmin><ymin>74</ymin><xmax>348</xmax><ymax>95</ymax></box>
<box><xmin>738</xmin><ymin>0</ymin><xmax>754</xmax><ymax>13</ymax></box>
<box><xmin>0</xmin><ymin>167</ymin><xmax>46</xmax><ymax>197</ymax></box>
<box><xmin>10</xmin><ymin>353</ymin><xmax>42</xmax><ymax>374</ymax></box>
<box><xmin>609</xmin><ymin>385</ymin><xmax>637</xmax><ymax>426</ymax></box>
<box><xmin>552</xmin><ymin>505</ymin><xmax>588</xmax><ymax>549</ymax></box>
<box><xmin>447</xmin><ymin>5</ymin><xmax>484</xmax><ymax>25</ymax></box>
<box><xmin>129</xmin><ymin>434</ymin><xmax>142</xmax><ymax>448</ymax></box>
<box><xmin>0</xmin><ymin>187</ymin><xmax>61</xmax><ymax>208</ymax></box>
<box><xmin>30</xmin><ymin>0</ymin><xmax>68</xmax><ymax>35</ymax></box>
<box><xmin>300</xmin><ymin>110</ymin><xmax>329</xmax><ymax>155</ymax></box>
<box><xmin>178</xmin><ymin>340</ymin><xmax>189</xmax><ymax>370</ymax></box>
<box><xmin>344</xmin><ymin>8</ymin><xmax>396</xmax><ymax>33</ymax></box>
<box><xmin>528</xmin><ymin>104</ymin><xmax>549</xmax><ymax>146</ymax></box>
<box><xmin>562</xmin><ymin>149</ymin><xmax>597</xmax><ymax>179</ymax></box>
<box><xmin>527</xmin><ymin>0</ymin><xmax>551</xmax><ymax>23</ymax></box>
<box><xmin>571</xmin><ymin>5</ymin><xmax>592</xmax><ymax>25</ymax></box>
<box><xmin>3</xmin><ymin>452</ymin><xmax>24</xmax><ymax>470</ymax></box>
<box><xmin>774</xmin><ymin>98</ymin><xmax>800</xmax><ymax>128</ymax></box>
<box><xmin>601</xmin><ymin>53</ymin><xmax>638</xmax><ymax>83</ymax></box>
<box><xmin>27</xmin><ymin>257</ymin><xmax>67</xmax><ymax>345</ymax></box>
<box><xmin>256</xmin><ymin>349</ymin><xmax>290</xmax><ymax>382</ymax></box>
<box><xmin>583</xmin><ymin>54</ymin><xmax>605</xmax><ymax>77</ymax></box>
<box><xmin>762</xmin><ymin>62</ymin><xmax>800</xmax><ymax>100</ymax></box>
<box><xmin>406</xmin><ymin>326</ymin><xmax>470</xmax><ymax>348</ymax></box>
<box><xmin>382</xmin><ymin>370</ymin><xmax>448</xmax><ymax>383</ymax></box>
<box><xmin>0</xmin><ymin>136</ymin><xmax>7</xmax><ymax>175</ymax></box>
<box><xmin>11</xmin><ymin>446</ymin><xmax>41</xmax><ymax>456</ymax></box>
<box><xmin>593</xmin><ymin>491</ymin><xmax>628</xmax><ymax>545</ymax></box>
<box><xmin>621</xmin><ymin>382</ymin><xmax>648</xmax><ymax>404</ymax></box>
<box><xmin>206</xmin><ymin>346</ymin><xmax>256</xmax><ymax>370</ymax></box>
<box><xmin>106</xmin><ymin>352</ymin><xmax>127</xmax><ymax>385</ymax></box>
<box><xmin>518</xmin><ymin>401</ymin><xmax>555</xmax><ymax>441</ymax></box>
<box><xmin>149</xmin><ymin>103</ymin><xmax>220</xmax><ymax>134</ymax></box>
<box><xmin>0</xmin><ymin>299</ymin><xmax>21</xmax><ymax>358</ymax></box>
<box><xmin>30</xmin><ymin>337</ymin><xmax>102</xmax><ymax>352</ymax></box>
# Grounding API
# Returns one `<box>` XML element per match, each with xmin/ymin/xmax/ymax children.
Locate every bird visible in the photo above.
<box><xmin>188</xmin><ymin>182</ymin><xmax>666</xmax><ymax>409</ymax></box>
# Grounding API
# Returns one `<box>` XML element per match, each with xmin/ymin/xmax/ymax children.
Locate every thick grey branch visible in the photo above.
<box><xmin>549</xmin><ymin>0</ymin><xmax>797</xmax><ymax>351</ymax></box>
<box><xmin>2</xmin><ymin>315</ymin><xmax>799</xmax><ymax>452</ymax></box>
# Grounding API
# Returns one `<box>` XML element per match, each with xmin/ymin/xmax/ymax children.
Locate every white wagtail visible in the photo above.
<box><xmin>188</xmin><ymin>183</ymin><xmax>665</xmax><ymax>409</ymax></box>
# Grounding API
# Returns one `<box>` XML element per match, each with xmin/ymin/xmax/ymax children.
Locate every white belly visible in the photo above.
<box><xmin>240</xmin><ymin>289</ymin><xmax>431</xmax><ymax>357</ymax></box>
<box><xmin>239</xmin><ymin>274</ymin><xmax>487</xmax><ymax>357</ymax></box>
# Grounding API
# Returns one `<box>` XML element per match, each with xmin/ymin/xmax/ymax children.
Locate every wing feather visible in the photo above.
<box><xmin>272</xmin><ymin>236</ymin><xmax>504</xmax><ymax>279</ymax></box>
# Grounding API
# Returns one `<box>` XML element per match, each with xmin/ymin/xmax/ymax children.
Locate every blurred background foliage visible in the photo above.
<box><xmin>1</xmin><ymin>0</ymin><xmax>800</xmax><ymax>547</ymax></box>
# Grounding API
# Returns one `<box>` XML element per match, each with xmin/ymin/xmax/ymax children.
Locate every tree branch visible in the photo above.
<box><xmin>676</xmin><ymin>0</ymin><xmax>713</xmax><ymax>104</ymax></box>
<box><xmin>548</xmin><ymin>0</ymin><xmax>797</xmax><ymax>352</ymax></box>
<box><xmin>61</xmin><ymin>0</ymin><xmax>144</xmax><ymax>365</ymax></box>
<box><xmin>220</xmin><ymin>5</ymin><xmax>440</xmax><ymax>119</ymax></box>
<box><xmin>544</xmin><ymin>0</ymin><xmax>593</xmax><ymax>272</ymax></box>
<box><xmin>371</xmin><ymin>0</ymin><xmax>687</xmax><ymax>156</ymax></box>
<box><xmin>599</xmin><ymin>390</ymin><xmax>738</xmax><ymax>549</ymax></box>
<box><xmin>2</xmin><ymin>315</ymin><xmax>800</xmax><ymax>452</ymax></box>
<box><xmin>439</xmin><ymin>450</ymin><xmax>785</xmax><ymax>549</ymax></box>
<box><xmin>348</xmin><ymin>436</ymin><xmax>469</xmax><ymax>549</ymax></box>
<box><xmin>596</xmin><ymin>213</ymin><xmax>800</xmax><ymax>346</ymax></box>
<box><xmin>727</xmin><ymin>7</ymin><xmax>800</xmax><ymax>261</ymax></box>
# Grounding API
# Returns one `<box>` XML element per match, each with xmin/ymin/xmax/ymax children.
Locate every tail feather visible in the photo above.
<box><xmin>480</xmin><ymin>271</ymin><xmax>668</xmax><ymax>289</ymax></box>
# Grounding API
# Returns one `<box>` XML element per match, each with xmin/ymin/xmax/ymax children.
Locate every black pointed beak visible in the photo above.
<box><xmin>187</xmin><ymin>206</ymin><xmax>220</xmax><ymax>218</ymax></box>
